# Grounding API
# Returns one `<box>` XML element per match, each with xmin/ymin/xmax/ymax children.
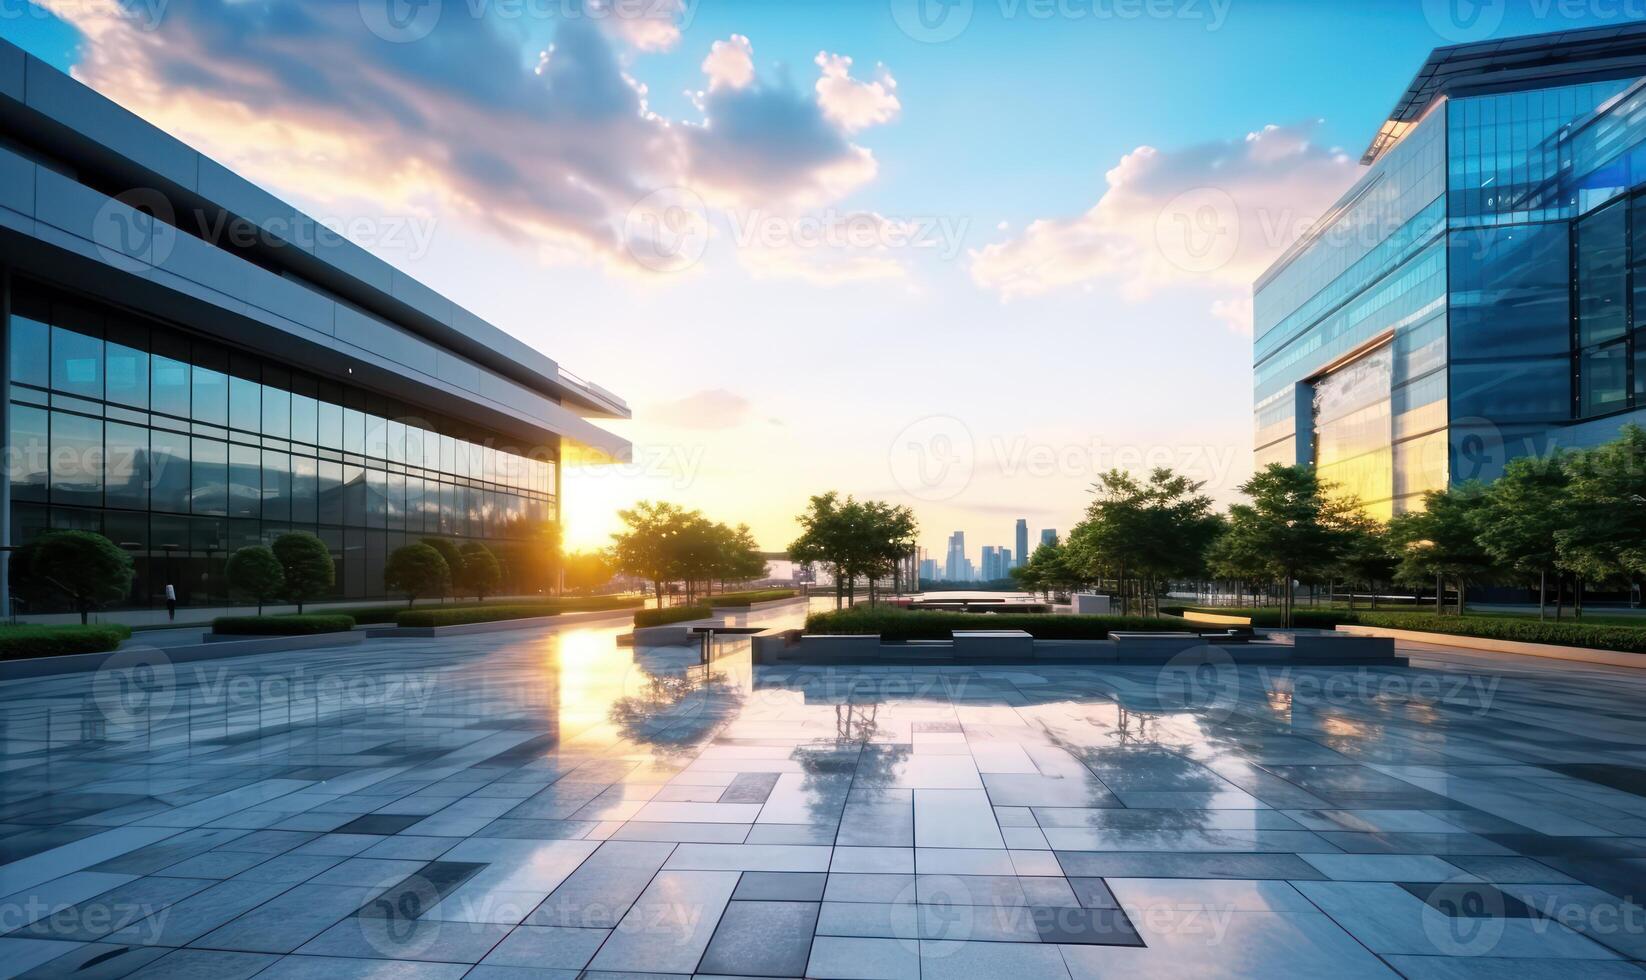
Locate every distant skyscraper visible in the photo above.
<box><xmin>919</xmin><ymin>558</ymin><xmax>937</xmax><ymax>583</ymax></box>
<box><xmin>945</xmin><ymin>531</ymin><xmax>965</xmax><ymax>581</ymax></box>
<box><xmin>982</xmin><ymin>546</ymin><xmax>1000</xmax><ymax>581</ymax></box>
<box><xmin>1041</xmin><ymin>529</ymin><xmax>1057</xmax><ymax>548</ymax></box>
<box><xmin>1014</xmin><ymin>520</ymin><xmax>1028</xmax><ymax>569</ymax></box>
<box><xmin>1001</xmin><ymin>549</ymin><xmax>1012</xmax><ymax>575</ymax></box>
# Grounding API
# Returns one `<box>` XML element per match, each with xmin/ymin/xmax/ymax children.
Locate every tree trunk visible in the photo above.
<box><xmin>1434</xmin><ymin>574</ymin><xmax>1443</xmax><ymax>617</ymax></box>
<box><xmin>1455</xmin><ymin>579</ymin><xmax>1465</xmax><ymax>616</ymax></box>
<box><xmin>1555</xmin><ymin>576</ymin><xmax>1564</xmax><ymax>620</ymax></box>
<box><xmin>1539</xmin><ymin>569</ymin><xmax>1547</xmax><ymax>622</ymax></box>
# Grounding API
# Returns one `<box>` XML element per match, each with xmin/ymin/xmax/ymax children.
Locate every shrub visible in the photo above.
<box><xmin>0</xmin><ymin>624</ymin><xmax>131</xmax><ymax>661</ymax></box>
<box><xmin>396</xmin><ymin>596</ymin><xmax>642</xmax><ymax>629</ymax></box>
<box><xmin>1349</xmin><ymin>612</ymin><xmax>1646</xmax><ymax>654</ymax></box>
<box><xmin>634</xmin><ymin>605</ymin><xmax>713</xmax><ymax>628</ymax></box>
<box><xmin>212</xmin><ymin>615</ymin><xmax>357</xmax><ymax>636</ymax></box>
<box><xmin>273</xmin><ymin>532</ymin><xmax>334</xmax><ymax>613</ymax></box>
<box><xmin>456</xmin><ymin>543</ymin><xmax>502</xmax><ymax>601</ymax></box>
<box><xmin>225</xmin><ymin>546</ymin><xmax>284</xmax><ymax>615</ymax></box>
<box><xmin>28</xmin><ymin>531</ymin><xmax>135</xmax><ymax>624</ymax></box>
<box><xmin>805</xmin><ymin>606</ymin><xmax>1192</xmax><ymax>640</ymax></box>
<box><xmin>420</xmin><ymin>538</ymin><xmax>464</xmax><ymax>597</ymax></box>
<box><xmin>385</xmin><ymin>544</ymin><xmax>451</xmax><ymax>607</ymax></box>
<box><xmin>708</xmin><ymin>589</ymin><xmax>798</xmax><ymax>607</ymax></box>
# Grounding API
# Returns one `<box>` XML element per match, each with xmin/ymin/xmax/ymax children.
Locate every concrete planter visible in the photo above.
<box><xmin>1108</xmin><ymin>632</ymin><xmax>1211</xmax><ymax>663</ymax></box>
<box><xmin>798</xmin><ymin>634</ymin><xmax>884</xmax><ymax>660</ymax></box>
<box><xmin>953</xmin><ymin>630</ymin><xmax>1034</xmax><ymax>661</ymax></box>
<box><xmin>1292</xmin><ymin>634</ymin><xmax>1397</xmax><ymax>662</ymax></box>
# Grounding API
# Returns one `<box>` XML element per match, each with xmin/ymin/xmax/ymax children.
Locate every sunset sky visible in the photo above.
<box><xmin>5</xmin><ymin>0</ymin><xmax>1634</xmax><ymax>557</ymax></box>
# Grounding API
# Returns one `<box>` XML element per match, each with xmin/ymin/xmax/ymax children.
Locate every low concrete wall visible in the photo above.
<box><xmin>1293</xmin><ymin>634</ymin><xmax>1395</xmax><ymax>662</ymax></box>
<box><xmin>369</xmin><ymin>607</ymin><xmax>638</xmax><ymax>639</ymax></box>
<box><xmin>1071</xmin><ymin>594</ymin><xmax>1112</xmax><ymax>615</ymax></box>
<box><xmin>0</xmin><ymin>630</ymin><xmax>367</xmax><ymax>681</ymax></box>
<box><xmin>1336</xmin><ymin>624</ymin><xmax>1645</xmax><ymax>669</ymax></box>
<box><xmin>953</xmin><ymin>630</ymin><xmax>1034</xmax><ymax>661</ymax></box>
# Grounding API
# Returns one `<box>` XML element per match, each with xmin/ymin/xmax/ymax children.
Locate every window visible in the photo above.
<box><xmin>318</xmin><ymin>400</ymin><xmax>343</xmax><ymax>449</ymax></box>
<box><xmin>151</xmin><ymin>355</ymin><xmax>189</xmax><ymax>418</ymax></box>
<box><xmin>105</xmin><ymin>422</ymin><xmax>149</xmax><ymax>510</ymax></box>
<box><xmin>291</xmin><ymin>455</ymin><xmax>318</xmax><ymax>524</ymax></box>
<box><xmin>105</xmin><ymin>321</ymin><xmax>148</xmax><ymax>408</ymax></box>
<box><xmin>9</xmin><ymin>404</ymin><xmax>48</xmax><ymax>502</ymax></box>
<box><xmin>49</xmin><ymin>411</ymin><xmax>103</xmax><ymax>506</ymax></box>
<box><xmin>10</xmin><ymin>313</ymin><xmax>49</xmax><ymax>387</ymax></box>
<box><xmin>230</xmin><ymin>374</ymin><xmax>260</xmax><ymax>432</ymax></box>
<box><xmin>291</xmin><ymin>394</ymin><xmax>319</xmax><ymax>447</ymax></box>
<box><xmin>262</xmin><ymin>450</ymin><xmax>291</xmax><ymax>522</ymax></box>
<box><xmin>1580</xmin><ymin>343</ymin><xmax>1629</xmax><ymax>417</ymax></box>
<box><xmin>191</xmin><ymin>438</ymin><xmax>227</xmax><ymax>516</ymax></box>
<box><xmin>229</xmin><ymin>444</ymin><xmax>260</xmax><ymax>519</ymax></box>
<box><xmin>150</xmin><ymin>429</ymin><xmax>190</xmax><ymax>513</ymax></box>
<box><xmin>1577</xmin><ymin>200</ymin><xmax>1629</xmax><ymax>347</ymax></box>
<box><xmin>343</xmin><ymin>408</ymin><xmax>364</xmax><ymax>455</ymax></box>
<box><xmin>261</xmin><ymin>384</ymin><xmax>290</xmax><ymax>438</ymax></box>
<box><xmin>192</xmin><ymin>364</ymin><xmax>228</xmax><ymax>426</ymax></box>
<box><xmin>318</xmin><ymin>460</ymin><xmax>344</xmax><ymax>525</ymax></box>
<box><xmin>51</xmin><ymin>325</ymin><xmax>103</xmax><ymax>399</ymax></box>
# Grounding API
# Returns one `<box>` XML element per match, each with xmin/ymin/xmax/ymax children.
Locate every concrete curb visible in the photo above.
<box><xmin>368</xmin><ymin>607</ymin><xmax>639</xmax><ymax>638</ymax></box>
<box><xmin>0</xmin><ymin>630</ymin><xmax>367</xmax><ymax>681</ymax></box>
<box><xmin>1336</xmin><ymin>624</ymin><xmax>1646</xmax><ymax>669</ymax></box>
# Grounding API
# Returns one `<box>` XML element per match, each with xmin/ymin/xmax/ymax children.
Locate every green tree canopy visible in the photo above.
<box><xmin>29</xmin><ymin>531</ymin><xmax>135</xmax><ymax>624</ymax></box>
<box><xmin>1221</xmin><ymin>464</ymin><xmax>1355</xmax><ymax>626</ymax></box>
<box><xmin>273</xmin><ymin>532</ymin><xmax>334</xmax><ymax>613</ymax></box>
<box><xmin>1389</xmin><ymin>482</ymin><xmax>1498</xmax><ymax>615</ymax></box>
<box><xmin>225</xmin><ymin>545</ymin><xmax>284</xmax><ymax>615</ymax></box>
<box><xmin>420</xmin><ymin>538</ymin><xmax>463</xmax><ymax>598</ymax></box>
<box><xmin>562</xmin><ymin>550</ymin><xmax>615</xmax><ymax>593</ymax></box>
<box><xmin>1557</xmin><ymin>423</ymin><xmax>1646</xmax><ymax>585</ymax></box>
<box><xmin>1066</xmin><ymin>467</ymin><xmax>1221</xmax><ymax>615</ymax></box>
<box><xmin>1474</xmin><ymin>454</ymin><xmax>1570</xmax><ymax>619</ymax></box>
<box><xmin>385</xmin><ymin>544</ymin><xmax>451</xmax><ymax>607</ymax></box>
<box><xmin>457</xmin><ymin>542</ymin><xmax>502</xmax><ymax>601</ymax></box>
<box><xmin>789</xmin><ymin>493</ymin><xmax>918</xmax><ymax>607</ymax></box>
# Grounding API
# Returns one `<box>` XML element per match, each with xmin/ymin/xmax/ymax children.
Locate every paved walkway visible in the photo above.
<box><xmin>1</xmin><ymin>610</ymin><xmax>1644</xmax><ymax>978</ymax></box>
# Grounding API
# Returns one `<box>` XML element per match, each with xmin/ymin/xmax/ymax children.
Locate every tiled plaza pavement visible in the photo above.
<box><xmin>3</xmin><ymin>613</ymin><xmax>1646</xmax><ymax>978</ymax></box>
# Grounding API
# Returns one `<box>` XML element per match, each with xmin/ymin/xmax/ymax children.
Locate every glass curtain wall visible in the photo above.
<box><xmin>6</xmin><ymin>282</ymin><xmax>559</xmax><ymax>611</ymax></box>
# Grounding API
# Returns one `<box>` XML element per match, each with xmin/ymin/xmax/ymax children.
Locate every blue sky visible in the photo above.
<box><xmin>4</xmin><ymin>0</ymin><xmax>1640</xmax><ymax>558</ymax></box>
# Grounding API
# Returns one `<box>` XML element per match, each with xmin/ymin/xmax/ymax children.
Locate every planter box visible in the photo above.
<box><xmin>1292</xmin><ymin>634</ymin><xmax>1397</xmax><ymax>662</ymax></box>
<box><xmin>1109</xmin><ymin>632</ymin><xmax>1210</xmax><ymax>663</ymax></box>
<box><xmin>798</xmin><ymin>634</ymin><xmax>884</xmax><ymax>660</ymax></box>
<box><xmin>1071</xmin><ymin>594</ymin><xmax>1112</xmax><ymax>615</ymax></box>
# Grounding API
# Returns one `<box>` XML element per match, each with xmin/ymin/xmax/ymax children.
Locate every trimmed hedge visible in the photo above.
<box><xmin>0</xmin><ymin>624</ymin><xmax>132</xmax><ymax>661</ymax></box>
<box><xmin>1348</xmin><ymin>612</ymin><xmax>1646</xmax><ymax>654</ymax></box>
<box><xmin>708</xmin><ymin>589</ymin><xmax>798</xmax><ymax>607</ymax></box>
<box><xmin>805</xmin><ymin>606</ymin><xmax>1191</xmax><ymax>641</ymax></box>
<box><xmin>212</xmin><ymin>615</ymin><xmax>357</xmax><ymax>636</ymax></box>
<box><xmin>634</xmin><ymin>605</ymin><xmax>714</xmax><ymax>628</ymax></box>
<box><xmin>396</xmin><ymin>596</ymin><xmax>643</xmax><ymax>629</ymax></box>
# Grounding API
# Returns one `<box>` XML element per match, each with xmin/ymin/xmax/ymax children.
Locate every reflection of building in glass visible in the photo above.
<box><xmin>1254</xmin><ymin>24</ymin><xmax>1646</xmax><ymax>514</ymax></box>
<box><xmin>0</xmin><ymin>41</ymin><xmax>627</xmax><ymax>613</ymax></box>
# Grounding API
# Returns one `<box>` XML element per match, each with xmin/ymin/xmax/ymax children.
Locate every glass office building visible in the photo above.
<box><xmin>1254</xmin><ymin>25</ymin><xmax>1646</xmax><ymax>517</ymax></box>
<box><xmin>0</xmin><ymin>40</ymin><xmax>629</xmax><ymax>614</ymax></box>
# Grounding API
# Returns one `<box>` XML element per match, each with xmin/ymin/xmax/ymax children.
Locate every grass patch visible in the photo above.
<box><xmin>212</xmin><ymin>615</ymin><xmax>357</xmax><ymax>636</ymax></box>
<box><xmin>396</xmin><ymin>596</ymin><xmax>642</xmax><ymax>629</ymax></box>
<box><xmin>806</xmin><ymin>606</ymin><xmax>1191</xmax><ymax>641</ymax></box>
<box><xmin>634</xmin><ymin>605</ymin><xmax>713</xmax><ymax>628</ymax></box>
<box><xmin>0</xmin><ymin>624</ymin><xmax>132</xmax><ymax>661</ymax></box>
<box><xmin>707</xmin><ymin>589</ymin><xmax>798</xmax><ymax>607</ymax></box>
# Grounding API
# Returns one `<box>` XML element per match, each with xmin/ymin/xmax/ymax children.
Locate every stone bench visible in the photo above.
<box><xmin>953</xmin><ymin>629</ymin><xmax>1034</xmax><ymax>661</ymax></box>
<box><xmin>1109</xmin><ymin>632</ymin><xmax>1211</xmax><ymax>663</ymax></box>
<box><xmin>1293</xmin><ymin>634</ymin><xmax>1398</xmax><ymax>663</ymax></box>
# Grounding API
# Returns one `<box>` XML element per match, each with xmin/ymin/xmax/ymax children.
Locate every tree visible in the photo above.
<box><xmin>29</xmin><ymin>531</ymin><xmax>135</xmax><ymax>624</ymax></box>
<box><xmin>1014</xmin><ymin>536</ymin><xmax>1078</xmax><ymax>601</ymax></box>
<box><xmin>1389</xmin><ymin>482</ymin><xmax>1497</xmax><ymax>616</ymax></box>
<box><xmin>563</xmin><ymin>550</ymin><xmax>615</xmax><ymax>593</ymax></box>
<box><xmin>273</xmin><ymin>532</ymin><xmax>334</xmax><ymax>613</ymax></box>
<box><xmin>420</xmin><ymin>538</ymin><xmax>464</xmax><ymax>601</ymax></box>
<box><xmin>1474</xmin><ymin>454</ymin><xmax>1570</xmax><ymax>620</ymax></box>
<box><xmin>385</xmin><ymin>544</ymin><xmax>451</xmax><ymax>607</ymax></box>
<box><xmin>789</xmin><ymin>493</ymin><xmax>917</xmax><ymax>608</ymax></box>
<box><xmin>1066</xmin><ymin>468</ymin><xmax>1220</xmax><ymax>616</ymax></box>
<box><xmin>612</xmin><ymin>501</ymin><xmax>690</xmax><ymax>604</ymax></box>
<box><xmin>1557</xmin><ymin>424</ymin><xmax>1646</xmax><ymax>615</ymax></box>
<box><xmin>790</xmin><ymin>492</ymin><xmax>855</xmax><ymax>609</ymax></box>
<box><xmin>457</xmin><ymin>542</ymin><xmax>502</xmax><ymax>601</ymax></box>
<box><xmin>1223</xmin><ymin>464</ymin><xmax>1353</xmax><ymax>627</ymax></box>
<box><xmin>720</xmin><ymin>524</ymin><xmax>769</xmax><ymax>588</ymax></box>
<box><xmin>1332</xmin><ymin>511</ymin><xmax>1396</xmax><ymax>611</ymax></box>
<box><xmin>225</xmin><ymin>545</ymin><xmax>284</xmax><ymax>615</ymax></box>
<box><xmin>510</xmin><ymin>521</ymin><xmax>563</xmax><ymax>596</ymax></box>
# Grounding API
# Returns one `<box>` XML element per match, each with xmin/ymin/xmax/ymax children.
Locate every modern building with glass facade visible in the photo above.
<box><xmin>0</xmin><ymin>40</ymin><xmax>629</xmax><ymax>615</ymax></box>
<box><xmin>1254</xmin><ymin>24</ymin><xmax>1646</xmax><ymax>518</ymax></box>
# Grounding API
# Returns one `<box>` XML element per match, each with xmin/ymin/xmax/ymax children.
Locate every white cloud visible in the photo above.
<box><xmin>814</xmin><ymin>53</ymin><xmax>900</xmax><ymax>133</ymax></box>
<box><xmin>969</xmin><ymin>122</ymin><xmax>1357</xmax><ymax>327</ymax></box>
<box><xmin>648</xmin><ymin>388</ymin><xmax>754</xmax><ymax>429</ymax></box>
<box><xmin>702</xmin><ymin>34</ymin><xmax>755</xmax><ymax>92</ymax></box>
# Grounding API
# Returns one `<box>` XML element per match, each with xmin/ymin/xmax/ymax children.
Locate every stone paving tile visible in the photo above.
<box><xmin>7</xmin><ymin>620</ymin><xmax>1646</xmax><ymax>977</ymax></box>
